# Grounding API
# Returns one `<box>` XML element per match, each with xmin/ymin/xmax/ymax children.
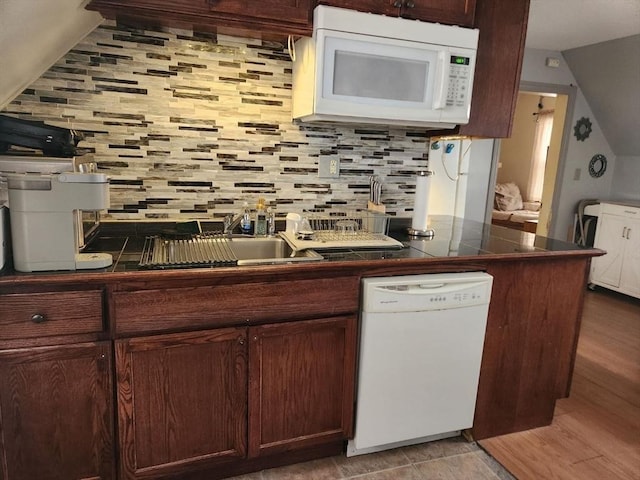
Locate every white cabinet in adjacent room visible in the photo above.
<box><xmin>590</xmin><ymin>203</ymin><xmax>640</xmax><ymax>299</ymax></box>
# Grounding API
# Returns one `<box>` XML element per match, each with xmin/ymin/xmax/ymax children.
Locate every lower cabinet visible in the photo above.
<box><xmin>0</xmin><ymin>342</ymin><xmax>114</xmax><ymax>480</ymax></box>
<box><xmin>116</xmin><ymin>315</ymin><xmax>357</xmax><ymax>479</ymax></box>
<box><xmin>115</xmin><ymin>328</ymin><xmax>248</xmax><ymax>479</ymax></box>
<box><xmin>590</xmin><ymin>203</ymin><xmax>640</xmax><ymax>299</ymax></box>
<box><xmin>248</xmin><ymin>316</ymin><xmax>356</xmax><ymax>457</ymax></box>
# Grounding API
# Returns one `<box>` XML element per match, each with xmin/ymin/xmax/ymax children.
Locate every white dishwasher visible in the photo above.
<box><xmin>347</xmin><ymin>272</ymin><xmax>493</xmax><ymax>457</ymax></box>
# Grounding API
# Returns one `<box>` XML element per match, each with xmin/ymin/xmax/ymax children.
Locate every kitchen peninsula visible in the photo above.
<box><xmin>0</xmin><ymin>216</ymin><xmax>603</xmax><ymax>480</ymax></box>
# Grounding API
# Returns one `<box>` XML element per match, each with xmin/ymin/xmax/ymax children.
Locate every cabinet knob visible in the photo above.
<box><xmin>31</xmin><ymin>313</ymin><xmax>46</xmax><ymax>323</ymax></box>
<box><xmin>393</xmin><ymin>1</ymin><xmax>403</xmax><ymax>7</ymax></box>
<box><xmin>627</xmin><ymin>228</ymin><xmax>631</xmax><ymax>240</ymax></box>
<box><xmin>405</xmin><ymin>0</ymin><xmax>416</xmax><ymax>8</ymax></box>
<box><xmin>238</xmin><ymin>336</ymin><xmax>245</xmax><ymax>345</ymax></box>
<box><xmin>253</xmin><ymin>335</ymin><xmax>258</xmax><ymax>341</ymax></box>
<box><xmin>622</xmin><ymin>227</ymin><xmax>627</xmax><ymax>238</ymax></box>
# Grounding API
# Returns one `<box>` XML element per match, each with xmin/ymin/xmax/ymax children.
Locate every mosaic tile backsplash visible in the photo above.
<box><xmin>3</xmin><ymin>21</ymin><xmax>430</xmax><ymax>221</ymax></box>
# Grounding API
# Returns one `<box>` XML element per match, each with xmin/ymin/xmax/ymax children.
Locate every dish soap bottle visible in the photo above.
<box><xmin>255</xmin><ymin>198</ymin><xmax>267</xmax><ymax>236</ymax></box>
<box><xmin>240</xmin><ymin>201</ymin><xmax>252</xmax><ymax>235</ymax></box>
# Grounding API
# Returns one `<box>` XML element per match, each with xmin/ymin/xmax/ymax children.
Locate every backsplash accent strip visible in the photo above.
<box><xmin>3</xmin><ymin>21</ymin><xmax>429</xmax><ymax>220</ymax></box>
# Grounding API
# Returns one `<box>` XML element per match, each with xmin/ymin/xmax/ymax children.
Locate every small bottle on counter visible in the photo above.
<box><xmin>255</xmin><ymin>198</ymin><xmax>267</xmax><ymax>236</ymax></box>
<box><xmin>240</xmin><ymin>201</ymin><xmax>252</xmax><ymax>235</ymax></box>
<box><xmin>267</xmin><ymin>207</ymin><xmax>276</xmax><ymax>236</ymax></box>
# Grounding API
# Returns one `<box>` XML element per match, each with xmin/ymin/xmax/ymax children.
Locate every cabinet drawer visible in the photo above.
<box><xmin>601</xmin><ymin>203</ymin><xmax>640</xmax><ymax>218</ymax></box>
<box><xmin>0</xmin><ymin>291</ymin><xmax>104</xmax><ymax>340</ymax></box>
<box><xmin>113</xmin><ymin>276</ymin><xmax>360</xmax><ymax>335</ymax></box>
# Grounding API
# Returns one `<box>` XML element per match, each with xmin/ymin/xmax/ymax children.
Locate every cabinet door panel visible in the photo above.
<box><xmin>116</xmin><ymin>328</ymin><xmax>247</xmax><ymax>479</ymax></box>
<box><xmin>209</xmin><ymin>0</ymin><xmax>312</xmax><ymax>24</ymax></box>
<box><xmin>319</xmin><ymin>1</ymin><xmax>475</xmax><ymax>25</ymax></box>
<box><xmin>87</xmin><ymin>0</ymin><xmax>312</xmax><ymax>29</ymax></box>
<box><xmin>458</xmin><ymin>0</ymin><xmax>530</xmax><ymax>138</ymax></box>
<box><xmin>620</xmin><ymin>218</ymin><xmax>640</xmax><ymax>297</ymax></box>
<box><xmin>591</xmin><ymin>214</ymin><xmax>627</xmax><ymax>288</ymax></box>
<box><xmin>0</xmin><ymin>342</ymin><xmax>114</xmax><ymax>480</ymax></box>
<box><xmin>401</xmin><ymin>0</ymin><xmax>476</xmax><ymax>26</ymax></box>
<box><xmin>317</xmin><ymin>1</ymin><xmax>397</xmax><ymax>16</ymax></box>
<box><xmin>248</xmin><ymin>316</ymin><xmax>357</xmax><ymax>457</ymax></box>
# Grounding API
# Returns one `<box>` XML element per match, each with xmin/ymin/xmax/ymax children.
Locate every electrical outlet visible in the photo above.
<box><xmin>318</xmin><ymin>157</ymin><xmax>340</xmax><ymax>178</ymax></box>
<box><xmin>573</xmin><ymin>168</ymin><xmax>581</xmax><ymax>181</ymax></box>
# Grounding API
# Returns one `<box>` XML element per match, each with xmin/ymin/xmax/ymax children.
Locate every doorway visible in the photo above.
<box><xmin>488</xmin><ymin>82</ymin><xmax>577</xmax><ymax>239</ymax></box>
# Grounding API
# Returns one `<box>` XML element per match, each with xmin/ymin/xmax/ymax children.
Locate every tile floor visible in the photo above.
<box><xmin>228</xmin><ymin>437</ymin><xmax>516</xmax><ymax>480</ymax></box>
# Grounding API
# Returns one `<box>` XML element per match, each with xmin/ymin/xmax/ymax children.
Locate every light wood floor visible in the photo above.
<box><xmin>480</xmin><ymin>288</ymin><xmax>640</xmax><ymax>480</ymax></box>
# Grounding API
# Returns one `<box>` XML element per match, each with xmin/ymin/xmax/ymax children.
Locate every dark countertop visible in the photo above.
<box><xmin>0</xmin><ymin>215</ymin><xmax>602</xmax><ymax>284</ymax></box>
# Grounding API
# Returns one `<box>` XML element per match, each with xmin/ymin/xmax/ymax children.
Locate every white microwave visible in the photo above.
<box><xmin>292</xmin><ymin>6</ymin><xmax>479</xmax><ymax>129</ymax></box>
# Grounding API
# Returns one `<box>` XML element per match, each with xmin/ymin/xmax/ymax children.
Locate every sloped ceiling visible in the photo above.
<box><xmin>563</xmin><ymin>35</ymin><xmax>640</xmax><ymax>156</ymax></box>
<box><xmin>0</xmin><ymin>0</ymin><xmax>103</xmax><ymax>110</ymax></box>
<box><xmin>525</xmin><ymin>0</ymin><xmax>640</xmax><ymax>50</ymax></box>
<box><xmin>525</xmin><ymin>0</ymin><xmax>640</xmax><ymax>158</ymax></box>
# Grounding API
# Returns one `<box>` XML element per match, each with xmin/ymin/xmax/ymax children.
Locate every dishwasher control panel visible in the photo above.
<box><xmin>362</xmin><ymin>272</ymin><xmax>493</xmax><ymax>313</ymax></box>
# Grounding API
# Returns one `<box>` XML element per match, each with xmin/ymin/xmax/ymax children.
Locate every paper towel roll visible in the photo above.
<box><xmin>411</xmin><ymin>171</ymin><xmax>433</xmax><ymax>231</ymax></box>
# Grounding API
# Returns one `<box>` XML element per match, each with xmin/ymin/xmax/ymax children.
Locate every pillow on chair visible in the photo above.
<box><xmin>494</xmin><ymin>182</ymin><xmax>524</xmax><ymax>211</ymax></box>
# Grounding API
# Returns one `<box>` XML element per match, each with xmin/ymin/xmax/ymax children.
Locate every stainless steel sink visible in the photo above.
<box><xmin>138</xmin><ymin>233</ymin><xmax>323</xmax><ymax>268</ymax></box>
<box><xmin>227</xmin><ymin>236</ymin><xmax>323</xmax><ymax>265</ymax></box>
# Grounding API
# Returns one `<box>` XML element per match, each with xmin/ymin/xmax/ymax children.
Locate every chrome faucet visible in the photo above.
<box><xmin>224</xmin><ymin>202</ymin><xmax>253</xmax><ymax>236</ymax></box>
<box><xmin>223</xmin><ymin>213</ymin><xmax>243</xmax><ymax>237</ymax></box>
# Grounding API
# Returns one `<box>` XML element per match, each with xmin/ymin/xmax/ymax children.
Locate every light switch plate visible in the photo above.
<box><xmin>573</xmin><ymin>168</ymin><xmax>581</xmax><ymax>180</ymax></box>
<box><xmin>546</xmin><ymin>57</ymin><xmax>560</xmax><ymax>68</ymax></box>
<box><xmin>319</xmin><ymin>157</ymin><xmax>340</xmax><ymax>178</ymax></box>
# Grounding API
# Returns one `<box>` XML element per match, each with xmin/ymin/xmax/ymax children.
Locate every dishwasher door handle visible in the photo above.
<box><xmin>376</xmin><ymin>280</ymin><xmax>487</xmax><ymax>294</ymax></box>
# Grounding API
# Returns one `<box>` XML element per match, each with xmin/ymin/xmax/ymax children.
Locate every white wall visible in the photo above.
<box><xmin>611</xmin><ymin>156</ymin><xmax>640</xmax><ymax>201</ymax></box>
<box><xmin>563</xmin><ymin>35</ymin><xmax>640</xmax><ymax>156</ymax></box>
<box><xmin>520</xmin><ymin>48</ymin><xmax>616</xmax><ymax>240</ymax></box>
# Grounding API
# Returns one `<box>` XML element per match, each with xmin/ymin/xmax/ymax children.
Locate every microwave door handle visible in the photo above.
<box><xmin>432</xmin><ymin>51</ymin><xmax>447</xmax><ymax>110</ymax></box>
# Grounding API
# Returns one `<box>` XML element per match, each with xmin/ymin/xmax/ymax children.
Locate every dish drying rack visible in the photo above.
<box><xmin>139</xmin><ymin>233</ymin><xmax>237</xmax><ymax>269</ymax></box>
<box><xmin>306</xmin><ymin>211</ymin><xmax>391</xmax><ymax>241</ymax></box>
<box><xmin>280</xmin><ymin>211</ymin><xmax>403</xmax><ymax>251</ymax></box>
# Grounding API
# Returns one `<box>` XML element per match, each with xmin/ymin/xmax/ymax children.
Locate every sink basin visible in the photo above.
<box><xmin>227</xmin><ymin>236</ymin><xmax>323</xmax><ymax>265</ymax></box>
<box><xmin>136</xmin><ymin>233</ymin><xmax>324</xmax><ymax>268</ymax></box>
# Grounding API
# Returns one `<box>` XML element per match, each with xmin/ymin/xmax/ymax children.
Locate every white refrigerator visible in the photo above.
<box><xmin>427</xmin><ymin>138</ymin><xmax>495</xmax><ymax>223</ymax></box>
<box><xmin>427</xmin><ymin>138</ymin><xmax>471</xmax><ymax>217</ymax></box>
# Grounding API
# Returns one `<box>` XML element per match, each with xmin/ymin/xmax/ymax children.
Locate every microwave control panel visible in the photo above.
<box><xmin>446</xmin><ymin>55</ymin><xmax>472</xmax><ymax>108</ymax></box>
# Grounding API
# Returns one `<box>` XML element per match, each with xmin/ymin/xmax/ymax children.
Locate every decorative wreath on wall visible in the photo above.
<box><xmin>574</xmin><ymin>117</ymin><xmax>592</xmax><ymax>141</ymax></box>
<box><xmin>588</xmin><ymin>154</ymin><xmax>607</xmax><ymax>178</ymax></box>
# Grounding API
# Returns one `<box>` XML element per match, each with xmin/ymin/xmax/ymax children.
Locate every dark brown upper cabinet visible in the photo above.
<box><xmin>458</xmin><ymin>0</ymin><xmax>530</xmax><ymax>138</ymax></box>
<box><xmin>87</xmin><ymin>0</ymin><xmax>314</xmax><ymax>38</ymax></box>
<box><xmin>317</xmin><ymin>0</ymin><xmax>476</xmax><ymax>27</ymax></box>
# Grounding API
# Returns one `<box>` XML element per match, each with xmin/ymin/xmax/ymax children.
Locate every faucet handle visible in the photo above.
<box><xmin>223</xmin><ymin>214</ymin><xmax>233</xmax><ymax>233</ymax></box>
<box><xmin>267</xmin><ymin>208</ymin><xmax>276</xmax><ymax>236</ymax></box>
